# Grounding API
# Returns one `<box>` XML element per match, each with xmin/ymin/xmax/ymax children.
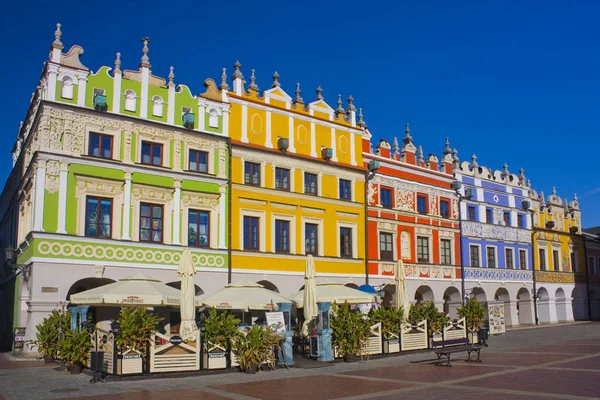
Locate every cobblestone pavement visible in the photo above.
<box><xmin>0</xmin><ymin>322</ymin><xmax>598</xmax><ymax>400</ymax></box>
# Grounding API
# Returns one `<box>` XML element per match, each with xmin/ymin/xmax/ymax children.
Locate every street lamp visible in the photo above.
<box><xmin>451</xmin><ymin>181</ymin><xmax>473</xmax><ymax>304</ymax></box>
<box><xmin>110</xmin><ymin>320</ymin><xmax>121</xmax><ymax>337</ymax></box>
<box><xmin>4</xmin><ymin>246</ymin><xmax>30</xmax><ymax>280</ymax></box>
<box><xmin>521</xmin><ymin>200</ymin><xmax>539</xmax><ymax>326</ymax></box>
<box><xmin>364</xmin><ymin>160</ymin><xmax>380</xmax><ymax>286</ymax></box>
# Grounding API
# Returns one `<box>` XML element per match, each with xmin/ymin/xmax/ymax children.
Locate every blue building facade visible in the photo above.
<box><xmin>454</xmin><ymin>155</ymin><xmax>535</xmax><ymax>327</ymax></box>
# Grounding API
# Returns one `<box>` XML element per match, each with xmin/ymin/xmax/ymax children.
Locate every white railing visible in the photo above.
<box><xmin>443</xmin><ymin>317</ymin><xmax>466</xmax><ymax>341</ymax></box>
<box><xmin>149</xmin><ymin>331</ymin><xmax>200</xmax><ymax>373</ymax></box>
<box><xmin>363</xmin><ymin>322</ymin><xmax>382</xmax><ymax>356</ymax></box>
<box><xmin>400</xmin><ymin>320</ymin><xmax>428</xmax><ymax>351</ymax></box>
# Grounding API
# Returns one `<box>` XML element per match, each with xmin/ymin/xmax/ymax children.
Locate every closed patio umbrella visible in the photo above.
<box><xmin>302</xmin><ymin>255</ymin><xmax>318</xmax><ymax>336</ymax></box>
<box><xmin>178</xmin><ymin>248</ymin><xmax>198</xmax><ymax>339</ymax></box>
<box><xmin>395</xmin><ymin>260</ymin><xmax>409</xmax><ymax>319</ymax></box>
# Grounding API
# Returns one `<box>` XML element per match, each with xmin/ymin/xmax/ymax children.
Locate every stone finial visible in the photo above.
<box><xmin>540</xmin><ymin>191</ymin><xmax>546</xmax><ymax>205</ymax></box>
<box><xmin>347</xmin><ymin>95</ymin><xmax>356</xmax><ymax>111</ymax></box>
<box><xmin>335</xmin><ymin>94</ymin><xmax>345</xmax><ymax>115</ymax></box>
<box><xmin>403</xmin><ymin>123</ymin><xmax>413</xmax><ymax>144</ymax></box>
<box><xmin>316</xmin><ymin>86</ymin><xmax>324</xmax><ymax>100</ymax></box>
<box><xmin>52</xmin><ymin>23</ymin><xmax>63</xmax><ymax>49</ymax></box>
<box><xmin>294</xmin><ymin>83</ymin><xmax>304</xmax><ymax>104</ymax></box>
<box><xmin>220</xmin><ymin>68</ymin><xmax>229</xmax><ymax>90</ymax></box>
<box><xmin>417</xmin><ymin>145</ymin><xmax>424</xmax><ymax>163</ymax></box>
<box><xmin>470</xmin><ymin>154</ymin><xmax>479</xmax><ymax>169</ymax></box>
<box><xmin>392</xmin><ymin>137</ymin><xmax>399</xmax><ymax>153</ymax></box>
<box><xmin>519</xmin><ymin>167</ymin><xmax>525</xmax><ymax>180</ymax></box>
<box><xmin>232</xmin><ymin>60</ymin><xmax>243</xmax><ymax>79</ymax></box>
<box><xmin>272</xmin><ymin>71</ymin><xmax>280</xmax><ymax>88</ymax></box>
<box><xmin>248</xmin><ymin>69</ymin><xmax>259</xmax><ymax>91</ymax></box>
<box><xmin>357</xmin><ymin>108</ymin><xmax>366</xmax><ymax>128</ymax></box>
<box><xmin>552</xmin><ymin>187</ymin><xmax>557</xmax><ymax>196</ymax></box>
<box><xmin>564</xmin><ymin>197</ymin><xmax>570</xmax><ymax>209</ymax></box>
<box><xmin>452</xmin><ymin>148</ymin><xmax>459</xmax><ymax>162</ymax></box>
<box><xmin>114</xmin><ymin>52</ymin><xmax>122</xmax><ymax>74</ymax></box>
<box><xmin>502</xmin><ymin>163</ymin><xmax>509</xmax><ymax>178</ymax></box>
<box><xmin>168</xmin><ymin>66</ymin><xmax>174</xmax><ymax>86</ymax></box>
<box><xmin>527</xmin><ymin>179</ymin><xmax>531</xmax><ymax>187</ymax></box>
<box><xmin>573</xmin><ymin>193</ymin><xmax>578</xmax><ymax>202</ymax></box>
<box><xmin>443</xmin><ymin>137</ymin><xmax>452</xmax><ymax>155</ymax></box>
<box><xmin>140</xmin><ymin>37</ymin><xmax>151</xmax><ymax>68</ymax></box>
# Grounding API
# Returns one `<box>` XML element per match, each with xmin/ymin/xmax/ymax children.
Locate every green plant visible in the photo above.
<box><xmin>408</xmin><ymin>302</ymin><xmax>450</xmax><ymax>336</ymax></box>
<box><xmin>457</xmin><ymin>298</ymin><xmax>488</xmax><ymax>332</ymax></box>
<box><xmin>230</xmin><ymin>325</ymin><xmax>278</xmax><ymax>372</ymax></box>
<box><xmin>29</xmin><ymin>309</ymin><xmax>71</xmax><ymax>359</ymax></box>
<box><xmin>201</xmin><ymin>308</ymin><xmax>240</xmax><ymax>350</ymax></box>
<box><xmin>116</xmin><ymin>307</ymin><xmax>163</xmax><ymax>358</ymax></box>
<box><xmin>368</xmin><ymin>306</ymin><xmax>404</xmax><ymax>340</ymax></box>
<box><xmin>58</xmin><ymin>328</ymin><xmax>92</xmax><ymax>368</ymax></box>
<box><xmin>330</xmin><ymin>303</ymin><xmax>371</xmax><ymax>357</ymax></box>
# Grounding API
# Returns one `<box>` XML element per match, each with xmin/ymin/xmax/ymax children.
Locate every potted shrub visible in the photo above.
<box><xmin>331</xmin><ymin>303</ymin><xmax>371</xmax><ymax>362</ymax></box>
<box><xmin>115</xmin><ymin>307</ymin><xmax>163</xmax><ymax>375</ymax></box>
<box><xmin>408</xmin><ymin>302</ymin><xmax>450</xmax><ymax>346</ymax></box>
<box><xmin>230</xmin><ymin>325</ymin><xmax>278</xmax><ymax>373</ymax></box>
<box><xmin>368</xmin><ymin>307</ymin><xmax>403</xmax><ymax>354</ymax></box>
<box><xmin>29</xmin><ymin>309</ymin><xmax>70</xmax><ymax>362</ymax></box>
<box><xmin>457</xmin><ymin>298</ymin><xmax>487</xmax><ymax>344</ymax></box>
<box><xmin>58</xmin><ymin>328</ymin><xmax>92</xmax><ymax>374</ymax></box>
<box><xmin>201</xmin><ymin>308</ymin><xmax>240</xmax><ymax>369</ymax></box>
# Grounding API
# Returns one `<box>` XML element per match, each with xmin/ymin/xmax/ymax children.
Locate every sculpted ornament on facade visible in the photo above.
<box><xmin>132</xmin><ymin>185</ymin><xmax>173</xmax><ymax>202</ymax></box>
<box><xmin>173</xmin><ymin>140</ymin><xmax>181</xmax><ymax>171</ymax></box>
<box><xmin>536</xmin><ymin>271</ymin><xmax>575</xmax><ymax>284</ymax></box>
<box><xmin>401</xmin><ymin>231</ymin><xmax>411</xmax><ymax>259</ymax></box>
<box><xmin>123</xmin><ymin>131</ymin><xmax>132</xmax><ymax>163</ymax></box>
<box><xmin>368</xmin><ymin>182</ymin><xmax>378</xmax><ymax>205</ymax></box>
<box><xmin>415</xmin><ymin>227</ymin><xmax>432</xmax><ymax>235</ymax></box>
<box><xmin>452</xmin><ymin>199</ymin><xmax>459</xmax><ymax>219</ymax></box>
<box><xmin>395</xmin><ymin>189</ymin><xmax>414</xmax><ymax>212</ymax></box>
<box><xmin>76</xmin><ymin>178</ymin><xmax>123</xmax><ymax>197</ymax></box>
<box><xmin>463</xmin><ymin>267</ymin><xmax>533</xmax><ymax>282</ymax></box>
<box><xmin>429</xmin><ymin>195</ymin><xmax>438</xmax><ymax>216</ymax></box>
<box><xmin>438</xmin><ymin>230</ymin><xmax>455</xmax><ymax>239</ymax></box>
<box><xmin>378</xmin><ymin>221</ymin><xmax>396</xmax><ymax>232</ymax></box>
<box><xmin>218</xmin><ymin>148</ymin><xmax>227</xmax><ymax>178</ymax></box>
<box><xmin>45</xmin><ymin>160</ymin><xmax>60</xmax><ymax>194</ymax></box>
<box><xmin>462</xmin><ymin>221</ymin><xmax>531</xmax><ymax>243</ymax></box>
<box><xmin>403</xmin><ymin>263</ymin><xmax>455</xmax><ymax>279</ymax></box>
<box><xmin>181</xmin><ymin>192</ymin><xmax>220</xmax><ymax>210</ymax></box>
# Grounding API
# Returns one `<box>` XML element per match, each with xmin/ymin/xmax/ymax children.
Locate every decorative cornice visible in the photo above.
<box><xmin>462</xmin><ymin>221</ymin><xmax>531</xmax><ymax>243</ymax></box>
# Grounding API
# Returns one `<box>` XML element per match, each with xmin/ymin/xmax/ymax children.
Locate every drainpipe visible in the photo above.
<box><xmin>458</xmin><ymin>204</ymin><xmax>465</xmax><ymax>305</ymax></box>
<box><xmin>227</xmin><ymin>137</ymin><xmax>232</xmax><ymax>284</ymax></box>
<box><xmin>530</xmin><ymin>214</ymin><xmax>539</xmax><ymax>326</ymax></box>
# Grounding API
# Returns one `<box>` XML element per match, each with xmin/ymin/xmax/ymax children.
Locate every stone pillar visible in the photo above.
<box><xmin>434</xmin><ymin>301</ymin><xmax>445</xmax><ymax>314</ymax></box>
<box><xmin>33</xmin><ymin>160</ymin><xmax>46</xmax><ymax>232</ymax></box>
<box><xmin>68</xmin><ymin>306</ymin><xmax>79</xmax><ymax>331</ymax></box>
<box><xmin>78</xmin><ymin>306</ymin><xmax>90</xmax><ymax>329</ymax></box>
<box><xmin>172</xmin><ymin>180</ymin><xmax>181</xmax><ymax>245</ymax></box>
<box><xmin>446</xmin><ymin>301</ymin><xmax>461</xmax><ymax>319</ymax></box>
<box><xmin>218</xmin><ymin>186</ymin><xmax>227</xmax><ymax>249</ymax></box>
<box><xmin>121</xmin><ymin>172</ymin><xmax>132</xmax><ymax>240</ymax></box>
<box><xmin>57</xmin><ymin>162</ymin><xmax>68</xmax><ymax>234</ymax></box>
<box><xmin>317</xmin><ymin>302</ymin><xmax>333</xmax><ymax>362</ymax></box>
<box><xmin>563</xmin><ymin>297</ymin><xmax>575</xmax><ymax>322</ymax></box>
<box><xmin>506</xmin><ymin>300</ymin><xmax>519</xmax><ymax>328</ymax></box>
<box><xmin>277</xmin><ymin>302</ymin><xmax>294</xmax><ymax>366</ymax></box>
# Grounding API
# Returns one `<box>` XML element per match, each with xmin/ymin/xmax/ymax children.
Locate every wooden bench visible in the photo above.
<box><xmin>431</xmin><ymin>337</ymin><xmax>482</xmax><ymax>367</ymax></box>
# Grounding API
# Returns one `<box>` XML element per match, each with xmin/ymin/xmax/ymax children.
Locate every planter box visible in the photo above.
<box><xmin>383</xmin><ymin>339</ymin><xmax>400</xmax><ymax>354</ymax></box>
<box><xmin>203</xmin><ymin>351</ymin><xmax>227</xmax><ymax>370</ymax></box>
<box><xmin>117</xmin><ymin>353</ymin><xmax>142</xmax><ymax>375</ymax></box>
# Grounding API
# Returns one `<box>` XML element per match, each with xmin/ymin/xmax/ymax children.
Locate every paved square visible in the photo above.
<box><xmin>65</xmin><ymin>389</ymin><xmax>231</xmax><ymax>400</ymax></box>
<box><xmin>344</xmin><ymin>363</ymin><xmax>509</xmax><ymax>382</ymax></box>
<box><xmin>469</xmin><ymin>351</ymin><xmax>569</xmax><ymax>366</ymax></box>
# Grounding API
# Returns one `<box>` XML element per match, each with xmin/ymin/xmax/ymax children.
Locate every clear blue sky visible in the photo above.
<box><xmin>2</xmin><ymin>1</ymin><xmax>599</xmax><ymax>226</ymax></box>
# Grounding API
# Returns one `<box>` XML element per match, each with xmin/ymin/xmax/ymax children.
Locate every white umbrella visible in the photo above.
<box><xmin>197</xmin><ymin>279</ymin><xmax>292</xmax><ymax>311</ymax></box>
<box><xmin>395</xmin><ymin>260</ymin><xmax>409</xmax><ymax>320</ymax></box>
<box><xmin>293</xmin><ymin>279</ymin><xmax>377</xmax><ymax>308</ymax></box>
<box><xmin>302</xmin><ymin>255</ymin><xmax>318</xmax><ymax>336</ymax></box>
<box><xmin>178</xmin><ymin>248</ymin><xmax>197</xmax><ymax>339</ymax></box>
<box><xmin>69</xmin><ymin>273</ymin><xmax>182</xmax><ymax>306</ymax></box>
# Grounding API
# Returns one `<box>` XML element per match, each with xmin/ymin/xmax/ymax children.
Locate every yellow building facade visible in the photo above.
<box><xmin>224</xmin><ymin>64</ymin><xmax>366</xmax><ymax>294</ymax></box>
<box><xmin>530</xmin><ymin>187</ymin><xmax>587</xmax><ymax>323</ymax></box>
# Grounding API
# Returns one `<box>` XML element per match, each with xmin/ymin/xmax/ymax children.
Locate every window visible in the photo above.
<box><xmin>417</xmin><ymin>236</ymin><xmax>429</xmax><ymax>263</ymax></box>
<box><xmin>517</xmin><ymin>214</ymin><xmax>524</xmax><ymax>228</ymax></box>
<box><xmin>588</xmin><ymin>257</ymin><xmax>595</xmax><ymax>275</ymax></box>
<box><xmin>441</xmin><ymin>239</ymin><xmax>452</xmax><ymax>265</ymax></box>
<box><xmin>506</xmin><ymin>248</ymin><xmax>514</xmax><ymax>269</ymax></box>
<box><xmin>88</xmin><ymin>132</ymin><xmax>113</xmax><ymax>159</ymax></box>
<box><xmin>141</xmin><ymin>141</ymin><xmax>163</xmax><ymax>166</ymax></box>
<box><xmin>539</xmin><ymin>249</ymin><xmax>546</xmax><ymax>270</ymax></box>
<box><xmin>379</xmin><ymin>232</ymin><xmax>393</xmax><ymax>261</ymax></box>
<box><xmin>553</xmin><ymin>250</ymin><xmax>560</xmax><ymax>271</ymax></box>
<box><xmin>124</xmin><ymin>89</ymin><xmax>137</xmax><ymax>112</ymax></box>
<box><xmin>468</xmin><ymin>206</ymin><xmax>476</xmax><ymax>221</ymax></box>
<box><xmin>487</xmin><ymin>247</ymin><xmax>496</xmax><ymax>268</ymax></box>
<box><xmin>188</xmin><ymin>210</ymin><xmax>209</xmax><ymax>247</ymax></box>
<box><xmin>61</xmin><ymin>76</ymin><xmax>74</xmax><ymax>99</ymax></box>
<box><xmin>85</xmin><ymin>197</ymin><xmax>112</xmax><ymax>238</ymax></box>
<box><xmin>440</xmin><ymin>200</ymin><xmax>450</xmax><ymax>218</ymax></box>
<box><xmin>94</xmin><ymin>88</ymin><xmax>105</xmax><ymax>96</ymax></box>
<box><xmin>339</xmin><ymin>179</ymin><xmax>352</xmax><ymax>201</ymax></box>
<box><xmin>519</xmin><ymin>249</ymin><xmax>527</xmax><ymax>270</ymax></box>
<box><xmin>470</xmin><ymin>245</ymin><xmax>480</xmax><ymax>267</ymax></box>
<box><xmin>417</xmin><ymin>195</ymin><xmax>427</xmax><ymax>214</ymax></box>
<box><xmin>275</xmin><ymin>168</ymin><xmax>290</xmax><ymax>191</ymax></box>
<box><xmin>189</xmin><ymin>150</ymin><xmax>208</xmax><ymax>173</ymax></box>
<box><xmin>503</xmin><ymin>212</ymin><xmax>511</xmax><ymax>226</ymax></box>
<box><xmin>340</xmin><ymin>227</ymin><xmax>353</xmax><ymax>258</ymax></box>
<box><xmin>152</xmin><ymin>96</ymin><xmax>164</xmax><ymax>117</ymax></box>
<box><xmin>380</xmin><ymin>188</ymin><xmax>392</xmax><ymax>208</ymax></box>
<box><xmin>486</xmin><ymin>209</ymin><xmax>493</xmax><ymax>224</ymax></box>
<box><xmin>244</xmin><ymin>162</ymin><xmax>261</xmax><ymax>186</ymax></box>
<box><xmin>208</xmin><ymin>108</ymin><xmax>219</xmax><ymax>128</ymax></box>
<box><xmin>275</xmin><ymin>220</ymin><xmax>289</xmax><ymax>253</ymax></box>
<box><xmin>140</xmin><ymin>204</ymin><xmax>163</xmax><ymax>243</ymax></box>
<box><xmin>243</xmin><ymin>216</ymin><xmax>259</xmax><ymax>250</ymax></box>
<box><xmin>305</xmin><ymin>223</ymin><xmax>318</xmax><ymax>255</ymax></box>
<box><xmin>304</xmin><ymin>173</ymin><xmax>318</xmax><ymax>195</ymax></box>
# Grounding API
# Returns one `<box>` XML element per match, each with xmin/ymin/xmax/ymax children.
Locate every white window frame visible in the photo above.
<box><xmin>336</xmin><ymin>177</ymin><xmax>355</xmax><ymax>202</ymax></box>
<box><xmin>301</xmin><ymin>217</ymin><xmax>324</xmax><ymax>257</ymax></box>
<box><xmin>518</xmin><ymin>249</ymin><xmax>528</xmax><ymax>270</ymax></box>
<box><xmin>379</xmin><ymin>227</ymin><xmax>397</xmax><ymax>261</ymax></box>
<box><xmin>416</xmin><ymin>235</ymin><xmax>431</xmax><ymax>264</ymax></box>
<box><xmin>137</xmin><ymin>135</ymin><xmax>170</xmax><ymax>168</ymax></box>
<box><xmin>538</xmin><ymin>244</ymin><xmax>549</xmax><ymax>271</ymax></box>
<box><xmin>485</xmin><ymin>245</ymin><xmax>498</xmax><ymax>268</ymax></box>
<box><xmin>337</xmin><ymin>221</ymin><xmax>358</xmax><ymax>259</ymax></box>
<box><xmin>186</xmin><ymin>146</ymin><xmax>213</xmax><ymax>175</ymax></box>
<box><xmin>83</xmin><ymin>125</ymin><xmax>122</xmax><ymax>161</ymax></box>
<box><xmin>302</xmin><ymin>170</ymin><xmax>321</xmax><ymax>197</ymax></box>
<box><xmin>270</xmin><ymin>214</ymin><xmax>296</xmax><ymax>254</ymax></box>
<box><xmin>505</xmin><ymin>247</ymin><xmax>515</xmax><ymax>269</ymax></box>
<box><xmin>469</xmin><ymin>244</ymin><xmax>482</xmax><ymax>267</ymax></box>
<box><xmin>207</xmin><ymin>106</ymin><xmax>222</xmax><ymax>128</ymax></box>
<box><xmin>240</xmin><ymin>209</ymin><xmax>266</xmax><ymax>252</ymax></box>
<box><xmin>124</xmin><ymin>89</ymin><xmax>137</xmax><ymax>112</ymax></box>
<box><xmin>439</xmin><ymin>238</ymin><xmax>454</xmax><ymax>265</ymax></box>
<box><xmin>182</xmin><ymin>203</ymin><xmax>218</xmax><ymax>248</ymax></box>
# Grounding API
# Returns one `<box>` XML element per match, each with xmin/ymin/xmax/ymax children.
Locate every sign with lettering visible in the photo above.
<box><xmin>169</xmin><ymin>336</ymin><xmax>183</xmax><ymax>345</ymax></box>
<box><xmin>122</xmin><ymin>353</ymin><xmax>141</xmax><ymax>360</ymax></box>
<box><xmin>488</xmin><ymin>303</ymin><xmax>506</xmax><ymax>335</ymax></box>
<box><xmin>13</xmin><ymin>327</ymin><xmax>26</xmax><ymax>353</ymax></box>
<box><xmin>265</xmin><ymin>312</ymin><xmax>286</xmax><ymax>336</ymax></box>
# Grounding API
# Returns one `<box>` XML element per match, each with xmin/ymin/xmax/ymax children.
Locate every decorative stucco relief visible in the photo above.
<box><xmin>536</xmin><ymin>271</ymin><xmax>576</xmax><ymax>284</ymax></box>
<box><xmin>76</xmin><ymin>178</ymin><xmax>123</xmax><ymax>197</ymax></box>
<box><xmin>463</xmin><ymin>267</ymin><xmax>533</xmax><ymax>282</ymax></box>
<box><xmin>403</xmin><ymin>263</ymin><xmax>455</xmax><ymax>279</ymax></box>
<box><xmin>401</xmin><ymin>231</ymin><xmax>411</xmax><ymax>259</ymax></box>
<box><xmin>132</xmin><ymin>185</ymin><xmax>173</xmax><ymax>202</ymax></box>
<box><xmin>45</xmin><ymin>160</ymin><xmax>60</xmax><ymax>194</ymax></box>
<box><xmin>368</xmin><ymin>182</ymin><xmax>378</xmax><ymax>205</ymax></box>
<box><xmin>462</xmin><ymin>221</ymin><xmax>531</xmax><ymax>243</ymax></box>
<box><xmin>181</xmin><ymin>191</ymin><xmax>220</xmax><ymax>210</ymax></box>
<box><xmin>395</xmin><ymin>189</ymin><xmax>414</xmax><ymax>212</ymax></box>
<box><xmin>429</xmin><ymin>195</ymin><xmax>438</xmax><ymax>216</ymax></box>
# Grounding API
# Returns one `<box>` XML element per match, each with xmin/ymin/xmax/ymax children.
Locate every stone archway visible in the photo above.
<box><xmin>537</xmin><ymin>287</ymin><xmax>551</xmax><ymax>324</ymax></box>
<box><xmin>471</xmin><ymin>287</ymin><xmax>487</xmax><ymax>304</ymax></box>
<box><xmin>414</xmin><ymin>285</ymin><xmax>434</xmax><ymax>305</ymax></box>
<box><xmin>66</xmin><ymin>277</ymin><xmax>116</xmax><ymax>300</ymax></box>
<box><xmin>555</xmin><ymin>288</ymin><xmax>568</xmax><ymax>322</ymax></box>
<box><xmin>443</xmin><ymin>286</ymin><xmax>462</xmax><ymax>318</ymax></box>
<box><xmin>516</xmin><ymin>287</ymin><xmax>534</xmax><ymax>325</ymax></box>
<box><xmin>66</xmin><ymin>277</ymin><xmax>117</xmax><ymax>331</ymax></box>
<box><xmin>166</xmin><ymin>281</ymin><xmax>204</xmax><ymax>296</ymax></box>
<box><xmin>571</xmin><ymin>287</ymin><xmax>588</xmax><ymax>321</ymax></box>
<box><xmin>257</xmin><ymin>280</ymin><xmax>280</xmax><ymax>293</ymax></box>
<box><xmin>345</xmin><ymin>283</ymin><xmax>359</xmax><ymax>289</ymax></box>
<box><xmin>494</xmin><ymin>287</ymin><xmax>513</xmax><ymax>327</ymax></box>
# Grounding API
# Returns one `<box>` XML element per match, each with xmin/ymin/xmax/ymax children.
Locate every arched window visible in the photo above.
<box><xmin>207</xmin><ymin>107</ymin><xmax>220</xmax><ymax>128</ymax></box>
<box><xmin>152</xmin><ymin>96</ymin><xmax>163</xmax><ymax>117</ymax></box>
<box><xmin>124</xmin><ymin>90</ymin><xmax>137</xmax><ymax>112</ymax></box>
<box><xmin>61</xmin><ymin>76</ymin><xmax>74</xmax><ymax>99</ymax></box>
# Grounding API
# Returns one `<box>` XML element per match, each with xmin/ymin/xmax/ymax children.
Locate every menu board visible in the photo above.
<box><xmin>265</xmin><ymin>312</ymin><xmax>286</xmax><ymax>337</ymax></box>
<box><xmin>488</xmin><ymin>303</ymin><xmax>505</xmax><ymax>335</ymax></box>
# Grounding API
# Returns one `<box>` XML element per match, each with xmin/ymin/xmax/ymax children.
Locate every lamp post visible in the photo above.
<box><xmin>522</xmin><ymin>201</ymin><xmax>539</xmax><ymax>326</ymax></box>
<box><xmin>4</xmin><ymin>246</ymin><xmax>30</xmax><ymax>281</ymax></box>
<box><xmin>364</xmin><ymin>160</ymin><xmax>380</xmax><ymax>286</ymax></box>
<box><xmin>450</xmin><ymin>181</ymin><xmax>473</xmax><ymax>305</ymax></box>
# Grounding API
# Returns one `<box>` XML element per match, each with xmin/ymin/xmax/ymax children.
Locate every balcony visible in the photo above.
<box><xmin>463</xmin><ymin>267</ymin><xmax>533</xmax><ymax>282</ymax></box>
<box><xmin>462</xmin><ymin>221</ymin><xmax>530</xmax><ymax>243</ymax></box>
